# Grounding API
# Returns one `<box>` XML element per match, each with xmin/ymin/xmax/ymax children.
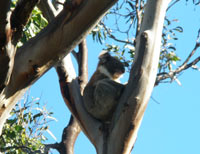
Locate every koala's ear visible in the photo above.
<box><xmin>99</xmin><ymin>51</ymin><xmax>111</xmax><ymax>64</ymax></box>
<box><xmin>98</xmin><ymin>50</ymin><xmax>111</xmax><ymax>61</ymax></box>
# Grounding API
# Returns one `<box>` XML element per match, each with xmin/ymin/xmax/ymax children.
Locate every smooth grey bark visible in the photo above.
<box><xmin>108</xmin><ymin>1</ymin><xmax>172</xmax><ymax>153</ymax></box>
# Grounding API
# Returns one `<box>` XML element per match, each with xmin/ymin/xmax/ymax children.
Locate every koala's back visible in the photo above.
<box><xmin>83</xmin><ymin>70</ymin><xmax>108</xmax><ymax>109</ymax></box>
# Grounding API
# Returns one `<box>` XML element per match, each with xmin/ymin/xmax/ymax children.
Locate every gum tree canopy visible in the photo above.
<box><xmin>1</xmin><ymin>0</ymin><xmax>200</xmax><ymax>154</ymax></box>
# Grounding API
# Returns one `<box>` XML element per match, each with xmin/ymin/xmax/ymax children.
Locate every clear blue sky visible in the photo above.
<box><xmin>29</xmin><ymin>1</ymin><xmax>200</xmax><ymax>154</ymax></box>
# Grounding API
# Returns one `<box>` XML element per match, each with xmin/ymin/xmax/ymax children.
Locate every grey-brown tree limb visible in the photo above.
<box><xmin>38</xmin><ymin>1</ymin><xmax>82</xmax><ymax>153</ymax></box>
<box><xmin>54</xmin><ymin>40</ymin><xmax>88</xmax><ymax>153</ymax></box>
<box><xmin>0</xmin><ymin>1</ymin><xmax>15</xmax><ymax>93</ymax></box>
<box><xmin>0</xmin><ymin>0</ymin><xmax>41</xmax><ymax>94</ymax></box>
<box><xmin>107</xmin><ymin>1</ymin><xmax>171</xmax><ymax>153</ymax></box>
<box><xmin>0</xmin><ymin>0</ymin><xmax>118</xmax><ymax>135</ymax></box>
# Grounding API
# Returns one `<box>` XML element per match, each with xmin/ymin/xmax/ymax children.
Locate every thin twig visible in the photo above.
<box><xmin>156</xmin><ymin>45</ymin><xmax>200</xmax><ymax>85</ymax></box>
<box><xmin>101</xmin><ymin>22</ymin><xmax>133</xmax><ymax>45</ymax></box>
<box><xmin>167</xmin><ymin>0</ymin><xmax>180</xmax><ymax>11</ymax></box>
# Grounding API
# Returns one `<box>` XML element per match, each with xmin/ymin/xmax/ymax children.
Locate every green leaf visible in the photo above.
<box><xmin>33</xmin><ymin>113</ymin><xmax>43</xmax><ymax>120</ymax></box>
<box><xmin>7</xmin><ymin>131</ymin><xmax>16</xmax><ymax>138</ymax></box>
<box><xmin>127</xmin><ymin>1</ymin><xmax>135</xmax><ymax>10</ymax></box>
<box><xmin>168</xmin><ymin>46</ymin><xmax>176</xmax><ymax>51</ymax></box>
<box><xmin>165</xmin><ymin>18</ymin><xmax>171</xmax><ymax>25</ymax></box>
<box><xmin>15</xmin><ymin>125</ymin><xmax>23</xmax><ymax>133</ymax></box>
<box><xmin>173</xmin><ymin>26</ymin><xmax>183</xmax><ymax>33</ymax></box>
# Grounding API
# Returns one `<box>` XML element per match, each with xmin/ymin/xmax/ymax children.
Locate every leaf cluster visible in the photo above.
<box><xmin>0</xmin><ymin>94</ymin><xmax>56</xmax><ymax>154</ymax></box>
<box><xmin>90</xmin><ymin>0</ymin><xmax>190</xmax><ymax>78</ymax></box>
<box><xmin>159</xmin><ymin>17</ymin><xmax>183</xmax><ymax>73</ymax></box>
<box><xmin>11</xmin><ymin>0</ymin><xmax>48</xmax><ymax>46</ymax></box>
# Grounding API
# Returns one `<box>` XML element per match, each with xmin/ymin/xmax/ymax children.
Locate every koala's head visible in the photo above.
<box><xmin>98</xmin><ymin>52</ymin><xmax>125</xmax><ymax>80</ymax></box>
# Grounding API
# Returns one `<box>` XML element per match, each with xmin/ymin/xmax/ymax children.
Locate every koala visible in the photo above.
<box><xmin>83</xmin><ymin>51</ymin><xmax>125</xmax><ymax>121</ymax></box>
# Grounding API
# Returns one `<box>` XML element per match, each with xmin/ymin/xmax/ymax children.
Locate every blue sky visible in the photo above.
<box><xmin>29</xmin><ymin>1</ymin><xmax>200</xmax><ymax>154</ymax></box>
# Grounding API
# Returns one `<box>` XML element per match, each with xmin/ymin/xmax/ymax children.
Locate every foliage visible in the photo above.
<box><xmin>159</xmin><ymin>17</ymin><xmax>182</xmax><ymax>73</ymax></box>
<box><xmin>90</xmin><ymin>0</ymin><xmax>186</xmax><ymax>76</ymax></box>
<box><xmin>2</xmin><ymin>0</ymin><xmax>200</xmax><ymax>153</ymax></box>
<box><xmin>21</xmin><ymin>7</ymin><xmax>48</xmax><ymax>43</ymax></box>
<box><xmin>11</xmin><ymin>0</ymin><xmax>48</xmax><ymax>46</ymax></box>
<box><xmin>188</xmin><ymin>0</ymin><xmax>200</xmax><ymax>5</ymax></box>
<box><xmin>0</xmin><ymin>93</ymin><xmax>56</xmax><ymax>154</ymax></box>
<box><xmin>0</xmin><ymin>2</ymin><xmax>53</xmax><ymax>154</ymax></box>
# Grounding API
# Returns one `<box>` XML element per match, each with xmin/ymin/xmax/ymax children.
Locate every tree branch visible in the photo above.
<box><xmin>0</xmin><ymin>0</ymin><xmax>11</xmax><ymax>44</ymax></box>
<box><xmin>38</xmin><ymin>3</ymin><xmax>89</xmax><ymax>153</ymax></box>
<box><xmin>101</xmin><ymin>22</ymin><xmax>133</xmax><ymax>45</ymax></box>
<box><xmin>135</xmin><ymin>0</ymin><xmax>142</xmax><ymax>38</ymax></box>
<box><xmin>0</xmin><ymin>0</ymin><xmax>40</xmax><ymax>92</ymax></box>
<box><xmin>60</xmin><ymin>116</ymin><xmax>81</xmax><ymax>154</ymax></box>
<box><xmin>0</xmin><ymin>0</ymin><xmax>118</xmax><ymax>135</ymax></box>
<box><xmin>77</xmin><ymin>40</ymin><xmax>88</xmax><ymax>91</ymax></box>
<box><xmin>11</xmin><ymin>0</ymin><xmax>40</xmax><ymax>45</ymax></box>
<box><xmin>44</xmin><ymin>142</ymin><xmax>60</xmax><ymax>153</ymax></box>
<box><xmin>52</xmin><ymin>0</ymin><xmax>65</xmax><ymax>13</ymax></box>
<box><xmin>8</xmin><ymin>0</ymin><xmax>115</xmax><ymax>97</ymax></box>
<box><xmin>167</xmin><ymin>0</ymin><xmax>180</xmax><ymax>11</ymax></box>
<box><xmin>55</xmin><ymin>56</ymin><xmax>81</xmax><ymax>154</ymax></box>
<box><xmin>180</xmin><ymin>43</ymin><xmax>200</xmax><ymax>68</ymax></box>
<box><xmin>55</xmin><ymin>55</ymin><xmax>101</xmax><ymax>147</ymax></box>
<box><xmin>0</xmin><ymin>0</ymin><xmax>10</xmax><ymax>22</ymax></box>
<box><xmin>108</xmin><ymin>1</ymin><xmax>171</xmax><ymax>154</ymax></box>
<box><xmin>156</xmin><ymin>42</ymin><xmax>200</xmax><ymax>85</ymax></box>
<box><xmin>37</xmin><ymin>0</ymin><xmax>58</xmax><ymax>22</ymax></box>
<box><xmin>0</xmin><ymin>0</ymin><xmax>14</xmax><ymax>93</ymax></box>
<box><xmin>44</xmin><ymin>116</ymin><xmax>81</xmax><ymax>154</ymax></box>
<box><xmin>38</xmin><ymin>2</ymin><xmax>88</xmax><ymax>153</ymax></box>
<box><xmin>54</xmin><ymin>39</ymin><xmax>88</xmax><ymax>154</ymax></box>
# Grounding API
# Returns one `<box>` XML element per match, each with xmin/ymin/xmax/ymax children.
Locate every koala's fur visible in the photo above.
<box><xmin>83</xmin><ymin>52</ymin><xmax>125</xmax><ymax>121</ymax></box>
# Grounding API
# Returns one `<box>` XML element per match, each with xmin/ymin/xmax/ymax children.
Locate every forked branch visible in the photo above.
<box><xmin>54</xmin><ymin>39</ymin><xmax>88</xmax><ymax>153</ymax></box>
